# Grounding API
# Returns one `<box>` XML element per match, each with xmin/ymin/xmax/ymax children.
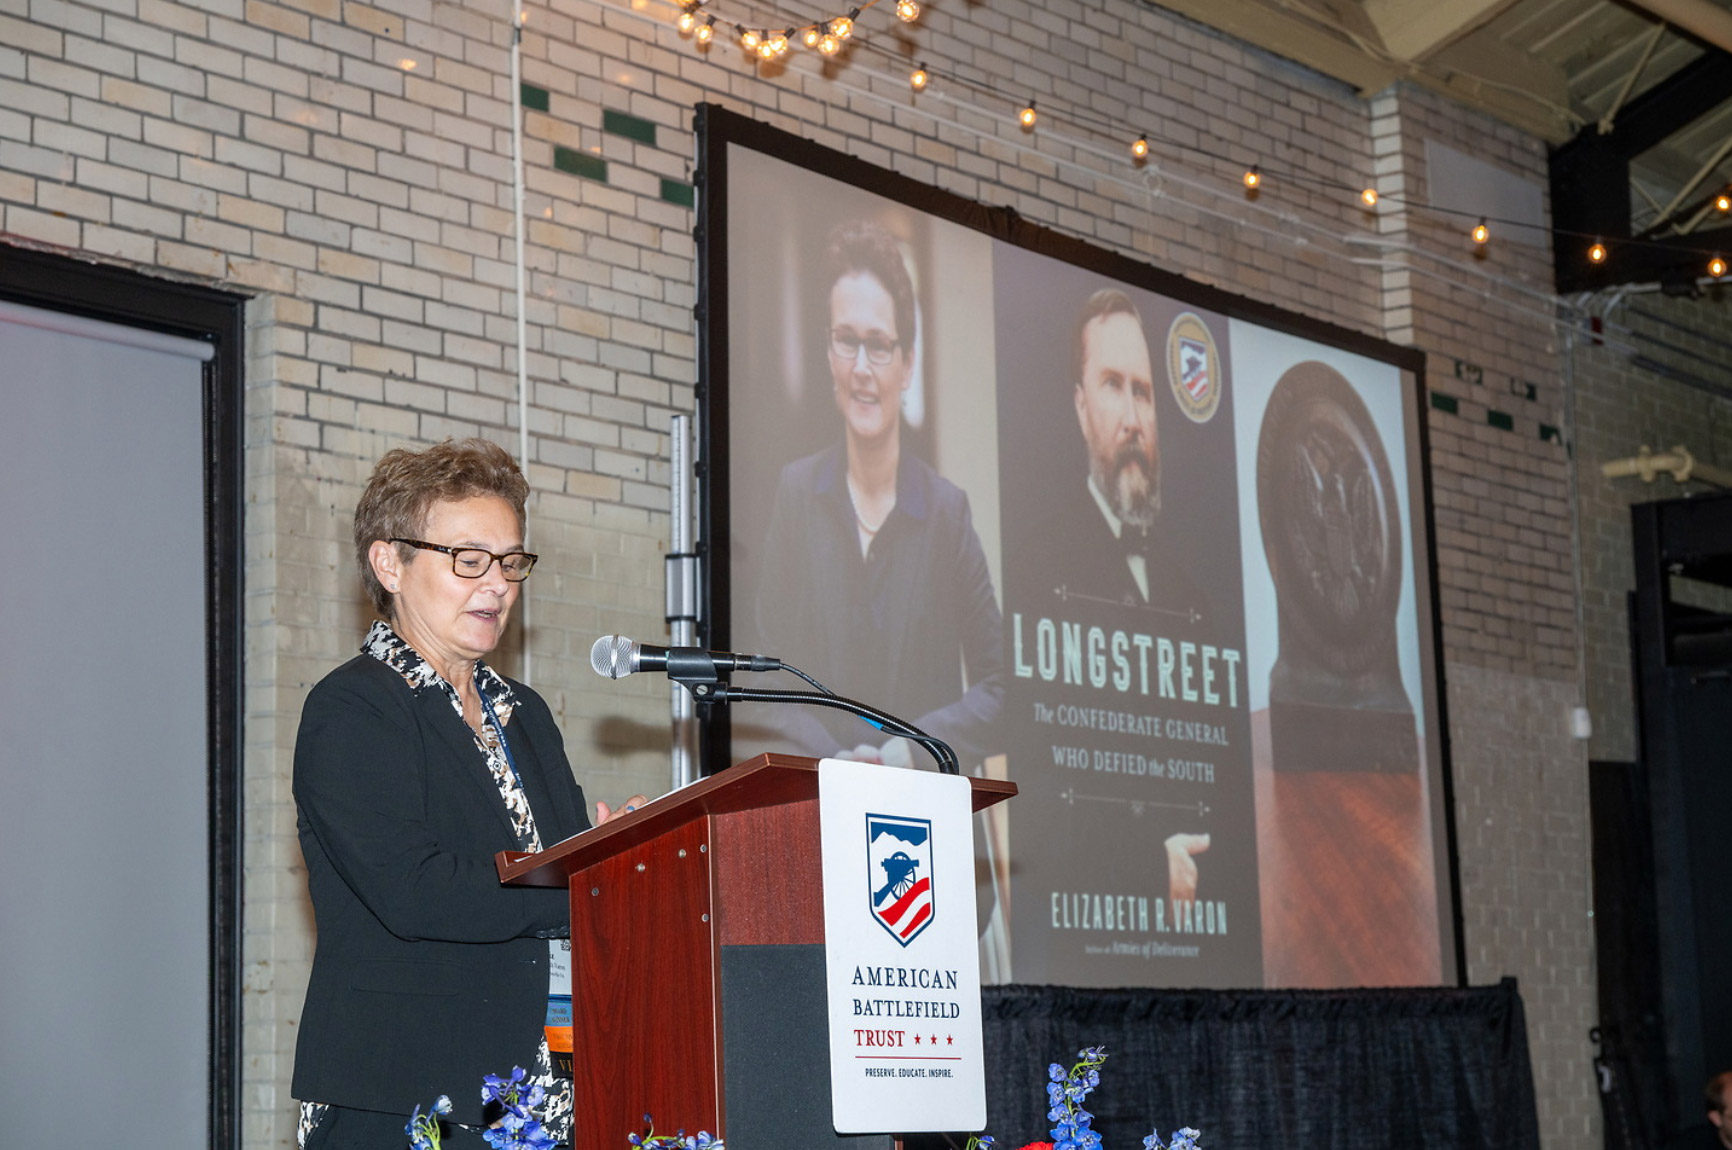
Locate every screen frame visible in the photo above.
<box><xmin>692</xmin><ymin>102</ymin><xmax>1464</xmax><ymax>988</ymax></box>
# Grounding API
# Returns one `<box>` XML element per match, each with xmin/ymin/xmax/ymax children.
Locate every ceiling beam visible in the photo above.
<box><xmin>1361</xmin><ymin>0</ymin><xmax>1525</xmax><ymax>63</ymax></box>
<box><xmin>1624</xmin><ymin>0</ymin><xmax>1732</xmax><ymax>57</ymax></box>
<box><xmin>1142</xmin><ymin>0</ymin><xmax>1402</xmax><ymax>94</ymax></box>
<box><xmin>1427</xmin><ymin>27</ymin><xmax>1575</xmax><ymax>130</ymax></box>
<box><xmin>1595</xmin><ymin>49</ymin><xmax>1732</xmax><ymax>159</ymax></box>
<box><xmin>1553</xmin><ymin>50</ymin><xmax>1732</xmax><ymax>289</ymax></box>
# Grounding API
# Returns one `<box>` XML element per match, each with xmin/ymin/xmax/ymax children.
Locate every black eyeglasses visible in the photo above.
<box><xmin>828</xmin><ymin>328</ymin><xmax>902</xmax><ymax>366</ymax></box>
<box><xmin>390</xmin><ymin>538</ymin><xmax>539</xmax><ymax>581</ymax></box>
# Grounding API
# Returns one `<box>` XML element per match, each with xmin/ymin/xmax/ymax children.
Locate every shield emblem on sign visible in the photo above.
<box><xmin>1179</xmin><ymin>337</ymin><xmax>1212</xmax><ymax>401</ymax></box>
<box><xmin>866</xmin><ymin>814</ymin><xmax>935</xmax><ymax>947</ymax></box>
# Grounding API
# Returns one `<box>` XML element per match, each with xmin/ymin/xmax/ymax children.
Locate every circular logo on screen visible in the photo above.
<box><xmin>1167</xmin><ymin>313</ymin><xmax>1220</xmax><ymax>424</ymax></box>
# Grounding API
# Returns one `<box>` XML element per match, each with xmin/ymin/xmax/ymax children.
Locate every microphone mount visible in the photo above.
<box><xmin>677</xmin><ymin>680</ymin><xmax>961</xmax><ymax>775</ymax></box>
<box><xmin>589</xmin><ymin>634</ymin><xmax>960</xmax><ymax>774</ymax></box>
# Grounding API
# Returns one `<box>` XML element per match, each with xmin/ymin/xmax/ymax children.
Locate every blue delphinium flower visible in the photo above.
<box><xmin>406</xmin><ymin>1095</ymin><xmax>453</xmax><ymax>1150</ymax></box>
<box><xmin>1045</xmin><ymin>1046</ymin><xmax>1109</xmax><ymax>1150</ymax></box>
<box><xmin>476</xmin><ymin>1067</ymin><xmax>557</xmax><ymax>1150</ymax></box>
<box><xmin>633</xmin><ymin>1114</ymin><xmax>725</xmax><ymax>1149</ymax></box>
<box><xmin>482</xmin><ymin>1067</ymin><xmax>530</xmax><ymax>1107</ymax></box>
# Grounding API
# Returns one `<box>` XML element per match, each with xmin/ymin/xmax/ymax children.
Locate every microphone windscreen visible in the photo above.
<box><xmin>590</xmin><ymin>634</ymin><xmax>634</xmax><ymax>679</ymax></box>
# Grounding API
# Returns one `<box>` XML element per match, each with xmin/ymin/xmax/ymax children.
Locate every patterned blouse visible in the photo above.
<box><xmin>298</xmin><ymin>620</ymin><xmax>573</xmax><ymax>1147</ymax></box>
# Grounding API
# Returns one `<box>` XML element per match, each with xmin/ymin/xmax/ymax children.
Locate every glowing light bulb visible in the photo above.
<box><xmin>772</xmin><ymin>29</ymin><xmax>791</xmax><ymax>53</ymax></box>
<box><xmin>1472</xmin><ymin>219</ymin><xmax>1489</xmax><ymax>245</ymax></box>
<box><xmin>1243</xmin><ymin>165</ymin><xmax>1261</xmax><ymax>189</ymax></box>
<box><xmin>1131</xmin><ymin>135</ymin><xmax>1148</xmax><ymax>159</ymax></box>
<box><xmin>739</xmin><ymin>26</ymin><xmax>759</xmax><ymax>50</ymax></box>
<box><xmin>757</xmin><ymin>36</ymin><xmax>775</xmax><ymax>58</ymax></box>
<box><xmin>696</xmin><ymin>15</ymin><xmax>714</xmax><ymax>41</ymax></box>
<box><xmin>896</xmin><ymin>0</ymin><xmax>919</xmax><ymax>21</ymax></box>
<box><xmin>910</xmin><ymin>64</ymin><xmax>928</xmax><ymax>91</ymax></box>
<box><xmin>1019</xmin><ymin>100</ymin><xmax>1037</xmax><ymax>128</ymax></box>
<box><xmin>676</xmin><ymin>8</ymin><xmax>695</xmax><ymax>32</ymax></box>
<box><xmin>1588</xmin><ymin>241</ymin><xmax>1607</xmax><ymax>264</ymax></box>
<box><xmin>1711</xmin><ymin>255</ymin><xmax>1727</xmax><ymax>278</ymax></box>
<box><xmin>1360</xmin><ymin>187</ymin><xmax>1378</xmax><ymax>207</ymax></box>
<box><xmin>832</xmin><ymin>13</ymin><xmax>853</xmax><ymax>38</ymax></box>
<box><xmin>803</xmin><ymin>25</ymin><xmax>820</xmax><ymax>45</ymax></box>
<box><xmin>818</xmin><ymin>31</ymin><xmax>840</xmax><ymax>54</ymax></box>
<box><xmin>1718</xmin><ymin>193</ymin><xmax>1731</xmax><ymax>213</ymax></box>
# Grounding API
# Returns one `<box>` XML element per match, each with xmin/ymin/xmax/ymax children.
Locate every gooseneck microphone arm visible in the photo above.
<box><xmin>679</xmin><ymin>680</ymin><xmax>961</xmax><ymax>776</ymax></box>
<box><xmin>589</xmin><ymin>634</ymin><xmax>960</xmax><ymax>774</ymax></box>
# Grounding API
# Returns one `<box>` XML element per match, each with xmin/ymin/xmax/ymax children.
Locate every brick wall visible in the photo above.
<box><xmin>9</xmin><ymin>0</ymin><xmax>1712</xmax><ymax>1143</ymax></box>
<box><xmin>1364</xmin><ymin>82</ymin><xmax>1597</xmax><ymax>1144</ymax></box>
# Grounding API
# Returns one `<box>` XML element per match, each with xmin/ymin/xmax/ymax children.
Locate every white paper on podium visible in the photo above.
<box><xmin>818</xmin><ymin>759</ymin><xmax>987</xmax><ymax>1134</ymax></box>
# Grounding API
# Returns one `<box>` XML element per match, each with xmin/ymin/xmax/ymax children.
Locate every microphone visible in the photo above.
<box><xmin>590</xmin><ymin>634</ymin><xmax>783</xmax><ymax>681</ymax></box>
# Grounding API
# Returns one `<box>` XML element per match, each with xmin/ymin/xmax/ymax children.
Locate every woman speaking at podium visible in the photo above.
<box><xmin>291</xmin><ymin>438</ymin><xmax>644</xmax><ymax>1150</ymax></box>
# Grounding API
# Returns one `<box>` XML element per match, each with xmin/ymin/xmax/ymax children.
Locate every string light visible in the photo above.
<box><xmin>657</xmin><ymin>3</ymin><xmax>1732</xmax><ymax>279</ymax></box>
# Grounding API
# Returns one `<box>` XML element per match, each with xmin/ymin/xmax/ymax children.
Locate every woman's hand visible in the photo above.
<box><xmin>594</xmin><ymin>794</ymin><xmax>651</xmax><ymax>824</ymax></box>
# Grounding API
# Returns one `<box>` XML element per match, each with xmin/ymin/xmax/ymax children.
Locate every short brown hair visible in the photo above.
<box><xmin>1073</xmin><ymin>287</ymin><xmax>1146</xmax><ymax>387</ymax></box>
<box><xmin>353</xmin><ymin>438</ymin><xmax>529</xmax><ymax>617</ymax></box>
<box><xmin>825</xmin><ymin>219</ymin><xmax>916</xmax><ymax>350</ymax></box>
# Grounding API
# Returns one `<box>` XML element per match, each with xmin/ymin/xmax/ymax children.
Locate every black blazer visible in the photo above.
<box><xmin>291</xmin><ymin>653</ymin><xmax>589</xmax><ymax>1123</ymax></box>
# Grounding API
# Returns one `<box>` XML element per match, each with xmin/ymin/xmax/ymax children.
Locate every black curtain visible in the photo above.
<box><xmin>917</xmin><ymin>979</ymin><xmax>1540</xmax><ymax>1150</ymax></box>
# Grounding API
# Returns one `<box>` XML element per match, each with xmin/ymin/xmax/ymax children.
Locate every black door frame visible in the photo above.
<box><xmin>0</xmin><ymin>244</ymin><xmax>247</xmax><ymax>1150</ymax></box>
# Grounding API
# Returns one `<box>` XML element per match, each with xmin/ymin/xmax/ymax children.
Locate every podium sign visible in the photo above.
<box><xmin>819</xmin><ymin>760</ymin><xmax>987</xmax><ymax>1133</ymax></box>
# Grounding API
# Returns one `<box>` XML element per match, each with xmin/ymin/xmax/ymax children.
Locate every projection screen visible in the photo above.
<box><xmin>696</xmin><ymin>105</ymin><xmax>1460</xmax><ymax>990</ymax></box>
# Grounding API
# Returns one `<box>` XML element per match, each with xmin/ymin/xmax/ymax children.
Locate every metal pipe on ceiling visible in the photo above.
<box><xmin>1601</xmin><ymin>444</ymin><xmax>1732</xmax><ymax>487</ymax></box>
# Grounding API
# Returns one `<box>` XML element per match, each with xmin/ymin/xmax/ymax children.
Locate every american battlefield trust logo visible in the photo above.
<box><xmin>1167</xmin><ymin>311</ymin><xmax>1221</xmax><ymax>424</ymax></box>
<box><xmin>866</xmin><ymin>814</ymin><xmax>936</xmax><ymax>947</ymax></box>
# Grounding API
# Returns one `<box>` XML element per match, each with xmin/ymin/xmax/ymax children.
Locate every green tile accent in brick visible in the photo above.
<box><xmin>660</xmin><ymin>178</ymin><xmax>695</xmax><ymax>208</ymax></box>
<box><xmin>520</xmin><ymin>83</ymin><xmax>549</xmax><ymax>112</ymax></box>
<box><xmin>603</xmin><ymin>108</ymin><xmax>657</xmax><ymax>146</ymax></box>
<box><xmin>1540</xmin><ymin>423</ymin><xmax>1562</xmax><ymax>443</ymax></box>
<box><xmin>1429</xmin><ymin>391</ymin><xmax>1459</xmax><ymax>415</ymax></box>
<box><xmin>553</xmin><ymin>146</ymin><xmax>607</xmax><ymax>182</ymax></box>
<box><xmin>1487</xmin><ymin>409</ymin><xmax>1514</xmax><ymax>432</ymax></box>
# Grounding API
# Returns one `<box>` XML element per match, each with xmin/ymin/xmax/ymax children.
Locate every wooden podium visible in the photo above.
<box><xmin>496</xmin><ymin>754</ymin><xmax>1015</xmax><ymax>1150</ymax></box>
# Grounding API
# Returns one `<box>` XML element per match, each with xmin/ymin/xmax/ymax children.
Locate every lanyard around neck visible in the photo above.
<box><xmin>478</xmin><ymin>686</ymin><xmax>527</xmax><ymax>795</ymax></box>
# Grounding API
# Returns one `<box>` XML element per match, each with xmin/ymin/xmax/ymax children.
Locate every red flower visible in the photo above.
<box><xmin>1013</xmin><ymin>1144</ymin><xmax>1056</xmax><ymax>1150</ymax></box>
